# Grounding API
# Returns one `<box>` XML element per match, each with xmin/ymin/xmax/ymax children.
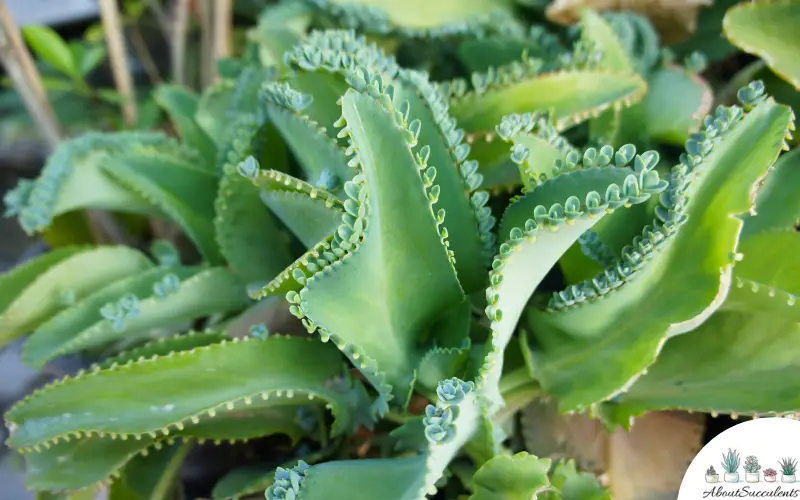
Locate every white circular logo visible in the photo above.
<box><xmin>679</xmin><ymin>418</ymin><xmax>800</xmax><ymax>498</ymax></box>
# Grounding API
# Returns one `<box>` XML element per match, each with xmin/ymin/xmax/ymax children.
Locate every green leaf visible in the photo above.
<box><xmin>393</xmin><ymin>69</ymin><xmax>495</xmax><ymax>293</ymax></box>
<box><xmin>22</xmin><ymin>26</ymin><xmax>79</xmax><ymax>79</ymax></box>
<box><xmin>740</xmin><ymin>147</ymin><xmax>800</xmax><ymax>237</ymax></box>
<box><xmin>94</xmin><ymin>330</ymin><xmax>228</xmax><ymax>370</ymax></box>
<box><xmin>23</xmin><ymin>267</ymin><xmax>248</xmax><ymax>366</ymax></box>
<box><xmin>6</xmin><ymin>336</ymin><xmax>369</xmax><ymax>450</ymax></box>
<box><xmin>195</xmin><ymin>82</ymin><xmax>235</xmax><ymax>146</ymax></box>
<box><xmin>101</xmin><ymin>149</ymin><xmax>224</xmax><ymax>264</ymax></box>
<box><xmin>0</xmin><ymin>246</ymin><xmax>153</xmax><ymax>349</ymax></box>
<box><xmin>251</xmin><ymin>1</ymin><xmax>311</xmax><ymax>67</ymax></box>
<box><xmin>318</xmin><ymin>0</ymin><xmax>511</xmax><ymax>30</ymax></box>
<box><xmin>724</xmin><ymin>0</ymin><xmax>800</xmax><ymax>89</ymax></box>
<box><xmin>450</xmin><ymin>70</ymin><xmax>647</xmax><ymax>135</ymax></box>
<box><xmin>298</xmin><ymin>88</ymin><xmax>465</xmax><ymax>406</ymax></box>
<box><xmin>643</xmin><ymin>65</ymin><xmax>713</xmax><ymax>145</ymax></box>
<box><xmin>154</xmin><ymin>85</ymin><xmax>217</xmax><ymax>169</ymax></box>
<box><xmin>469</xmin><ymin>452</ymin><xmax>551</xmax><ymax>500</ymax></box>
<box><xmin>78</xmin><ymin>45</ymin><xmax>107</xmax><ymax>76</ymax></box>
<box><xmin>215</xmin><ymin>170</ymin><xmax>295</xmax><ymax>283</ymax></box>
<box><xmin>22</xmin><ymin>265</ymin><xmax>200</xmax><ymax>366</ymax></box>
<box><xmin>528</xmin><ymin>97</ymin><xmax>794</xmax><ymax>411</ymax></box>
<box><xmin>478</xmin><ymin>161</ymin><xmax>665</xmax><ymax>411</ymax></box>
<box><xmin>263</xmin><ymin>84</ymin><xmax>353</xmax><ymax>184</ymax></box>
<box><xmin>0</xmin><ymin>246</ymin><xmax>87</xmax><ymax>313</ymax></box>
<box><xmin>255</xmin><ymin>169</ymin><xmax>344</xmax><ymax>247</ymax></box>
<box><xmin>115</xmin><ymin>441</ymin><xmax>192</xmax><ymax>500</ymax></box>
<box><xmin>609</xmin><ymin>311</ymin><xmax>800</xmax><ymax>418</ymax></box>
<box><xmin>545</xmin><ymin>460</ymin><xmax>610</xmax><ymax>500</ymax></box>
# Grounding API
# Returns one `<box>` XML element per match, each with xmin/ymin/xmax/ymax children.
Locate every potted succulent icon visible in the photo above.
<box><xmin>780</xmin><ymin>457</ymin><xmax>798</xmax><ymax>483</ymax></box>
<box><xmin>706</xmin><ymin>466</ymin><xmax>720</xmax><ymax>483</ymax></box>
<box><xmin>765</xmin><ymin>469</ymin><xmax>778</xmax><ymax>483</ymax></box>
<box><xmin>722</xmin><ymin>449</ymin><xmax>741</xmax><ymax>483</ymax></box>
<box><xmin>744</xmin><ymin>455</ymin><xmax>761</xmax><ymax>482</ymax></box>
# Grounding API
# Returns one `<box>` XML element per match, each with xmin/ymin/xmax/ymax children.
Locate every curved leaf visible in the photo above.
<box><xmin>724</xmin><ymin>0</ymin><xmax>800</xmax><ymax>89</ymax></box>
<box><xmin>528</xmin><ymin>96</ymin><xmax>794</xmax><ymax>411</ymax></box>
<box><xmin>154</xmin><ymin>84</ymin><xmax>217</xmax><ymax>168</ymax></box>
<box><xmin>296</xmin><ymin>87</ymin><xmax>465</xmax><ymax>405</ymax></box>
<box><xmin>6</xmin><ymin>336</ymin><xmax>369</xmax><ymax>450</ymax></box>
<box><xmin>470</xmin><ymin>452</ymin><xmax>551</xmax><ymax>500</ymax></box>
<box><xmin>0</xmin><ymin>246</ymin><xmax>153</xmax><ymax>348</ymax></box>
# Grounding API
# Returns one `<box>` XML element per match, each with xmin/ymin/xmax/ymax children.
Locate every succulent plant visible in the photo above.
<box><xmin>765</xmin><ymin>468</ymin><xmax>778</xmax><ymax>478</ymax></box>
<box><xmin>780</xmin><ymin>457</ymin><xmax>799</xmax><ymax>476</ymax></box>
<box><xmin>0</xmin><ymin>1</ymin><xmax>799</xmax><ymax>498</ymax></box>
<box><xmin>744</xmin><ymin>455</ymin><xmax>761</xmax><ymax>474</ymax></box>
<box><xmin>722</xmin><ymin>449</ymin><xmax>742</xmax><ymax>474</ymax></box>
<box><xmin>707</xmin><ymin>465</ymin><xmax>717</xmax><ymax>476</ymax></box>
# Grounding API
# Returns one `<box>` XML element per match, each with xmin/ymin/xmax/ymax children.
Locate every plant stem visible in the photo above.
<box><xmin>129</xmin><ymin>24</ymin><xmax>163</xmax><ymax>85</ymax></box>
<box><xmin>196</xmin><ymin>0</ymin><xmax>214</xmax><ymax>88</ymax></box>
<box><xmin>0</xmin><ymin>0</ymin><xmax>61</xmax><ymax>151</ymax></box>
<box><xmin>98</xmin><ymin>0</ymin><xmax>138</xmax><ymax>126</ymax></box>
<box><xmin>171</xmin><ymin>0</ymin><xmax>190</xmax><ymax>85</ymax></box>
<box><xmin>144</xmin><ymin>0</ymin><xmax>171</xmax><ymax>39</ymax></box>
<box><xmin>212</xmin><ymin>0</ymin><xmax>233</xmax><ymax>68</ymax></box>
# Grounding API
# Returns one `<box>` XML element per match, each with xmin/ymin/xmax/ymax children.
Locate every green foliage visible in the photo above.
<box><xmin>2</xmin><ymin>2</ymin><xmax>800</xmax><ymax>499</ymax></box>
<box><xmin>721</xmin><ymin>449</ymin><xmax>741</xmax><ymax>474</ymax></box>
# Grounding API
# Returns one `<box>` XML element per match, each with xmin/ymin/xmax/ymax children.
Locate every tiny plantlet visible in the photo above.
<box><xmin>0</xmin><ymin>1</ymin><xmax>798</xmax><ymax>498</ymax></box>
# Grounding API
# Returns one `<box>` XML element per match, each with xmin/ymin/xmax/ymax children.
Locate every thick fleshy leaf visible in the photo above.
<box><xmin>724</xmin><ymin>0</ymin><xmax>800</xmax><ymax>89</ymax></box>
<box><xmin>528</xmin><ymin>97</ymin><xmax>794</xmax><ymax>411</ymax></box>
<box><xmin>450</xmin><ymin>70</ymin><xmax>647</xmax><ymax>135</ymax></box>
<box><xmin>255</xmin><ymin>169</ymin><xmax>344</xmax><ymax>248</ymax></box>
<box><xmin>250</xmin><ymin>1</ymin><xmax>311</xmax><ymax>67</ymax></box>
<box><xmin>6</xmin><ymin>336</ymin><xmax>369</xmax><ymax>450</ymax></box>
<box><xmin>3</xmin><ymin>132</ymin><xmax>188</xmax><ymax>234</ymax></box>
<box><xmin>0</xmin><ymin>246</ymin><xmax>87</xmax><ymax>313</ymax></box>
<box><xmin>608</xmin><ymin>311</ymin><xmax>800</xmax><ymax>418</ymax></box>
<box><xmin>94</xmin><ymin>330</ymin><xmax>228</xmax><ymax>369</ymax></box>
<box><xmin>469</xmin><ymin>452</ymin><xmax>551</xmax><ymax>500</ymax></box>
<box><xmin>23</xmin><ymin>267</ymin><xmax>248</xmax><ymax>366</ymax></box>
<box><xmin>643</xmin><ymin>65</ymin><xmax>713</xmax><ymax>145</ymax></box>
<box><xmin>0</xmin><ymin>246</ymin><xmax>153</xmax><ymax>348</ymax></box>
<box><xmin>215</xmin><ymin>170</ymin><xmax>295</xmax><ymax>283</ymax></box>
<box><xmin>478</xmin><ymin>160</ymin><xmax>666</xmax><ymax>410</ymax></box>
<box><xmin>393</xmin><ymin>69</ymin><xmax>494</xmax><ymax>293</ymax></box>
<box><xmin>740</xmin><ymin>147</ymin><xmax>800</xmax><ymax>237</ymax></box>
<box><xmin>101</xmin><ymin>149</ymin><xmax>224</xmax><ymax>264</ymax></box>
<box><xmin>297</xmin><ymin>88</ymin><xmax>465</xmax><ymax>405</ymax></box>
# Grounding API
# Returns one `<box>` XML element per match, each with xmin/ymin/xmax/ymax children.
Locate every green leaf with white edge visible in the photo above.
<box><xmin>252</xmin><ymin>236</ymin><xmax>336</xmax><ymax>299</ymax></box>
<box><xmin>288</xmin><ymin>71</ymin><xmax>352</xmax><ymax>142</ymax></box>
<box><xmin>22</xmin><ymin>265</ymin><xmax>201</xmax><ymax>367</ymax></box>
<box><xmin>607</xmin><ymin>311</ymin><xmax>800</xmax><ymax>420</ymax></box>
<box><xmin>94</xmin><ymin>330</ymin><xmax>228</xmax><ymax>370</ymax></box>
<box><xmin>511</xmin><ymin>132</ymin><xmax>575</xmax><ymax>191</ymax></box>
<box><xmin>723</xmin><ymin>0</ymin><xmax>800</xmax><ymax>90</ymax></box>
<box><xmin>298</xmin><ymin>88</ymin><xmax>465</xmax><ymax>405</ymax></box>
<box><xmin>478</xmin><ymin>161</ymin><xmax>666</xmax><ymax>411</ymax></box>
<box><xmin>31</xmin><ymin>267</ymin><xmax>249</xmax><ymax>364</ymax></box>
<box><xmin>254</xmin><ymin>168</ymin><xmax>344</xmax><ymax>248</ymax></box>
<box><xmin>527</xmin><ymin>97</ymin><xmax>794</xmax><ymax>411</ymax></box>
<box><xmin>101</xmin><ymin>150</ymin><xmax>224</xmax><ymax>264</ymax></box>
<box><xmin>154</xmin><ymin>85</ymin><xmax>217</xmax><ymax>169</ymax></box>
<box><xmin>469</xmin><ymin>452</ymin><xmax>551</xmax><ymax>500</ymax></box>
<box><xmin>393</xmin><ymin>69</ymin><xmax>494</xmax><ymax>293</ymax></box>
<box><xmin>0</xmin><ymin>246</ymin><xmax>87</xmax><ymax>313</ymax></box>
<box><xmin>450</xmin><ymin>70</ymin><xmax>647</xmax><ymax>135</ymax></box>
<box><xmin>740</xmin><ymin>147</ymin><xmax>800</xmax><ymax>237</ymax></box>
<box><xmin>215</xmin><ymin>169</ymin><xmax>295</xmax><ymax>283</ymax></box>
<box><xmin>262</xmin><ymin>83</ymin><xmax>352</xmax><ymax>183</ymax></box>
<box><xmin>6</xmin><ymin>336</ymin><xmax>369</xmax><ymax>450</ymax></box>
<box><xmin>22</xmin><ymin>26</ymin><xmax>79</xmax><ymax>79</ymax></box>
<box><xmin>0</xmin><ymin>246</ymin><xmax>153</xmax><ymax>348</ymax></box>
<box><xmin>643</xmin><ymin>65</ymin><xmax>713</xmax><ymax>146</ymax></box>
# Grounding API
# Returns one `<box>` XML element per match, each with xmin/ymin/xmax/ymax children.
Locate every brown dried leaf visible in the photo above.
<box><xmin>545</xmin><ymin>0</ymin><xmax>712</xmax><ymax>44</ymax></box>
<box><xmin>521</xmin><ymin>400</ymin><xmax>704</xmax><ymax>499</ymax></box>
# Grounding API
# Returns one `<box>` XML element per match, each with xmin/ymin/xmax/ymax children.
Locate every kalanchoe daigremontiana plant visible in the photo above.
<box><xmin>1</xmin><ymin>1</ymin><xmax>799</xmax><ymax>497</ymax></box>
